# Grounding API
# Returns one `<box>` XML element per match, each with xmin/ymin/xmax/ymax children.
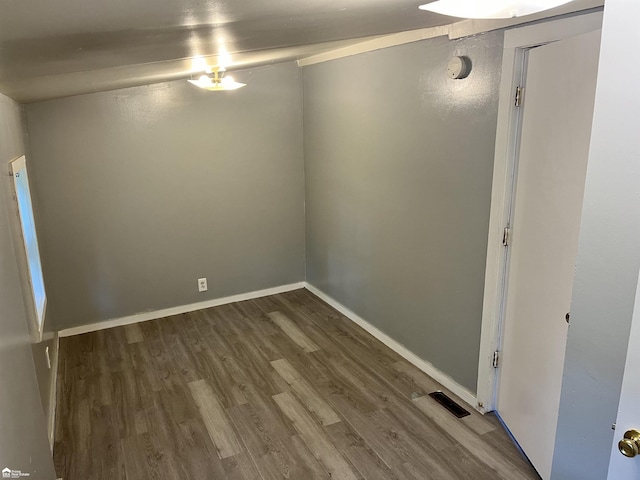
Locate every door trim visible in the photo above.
<box><xmin>475</xmin><ymin>11</ymin><xmax>604</xmax><ymax>413</ymax></box>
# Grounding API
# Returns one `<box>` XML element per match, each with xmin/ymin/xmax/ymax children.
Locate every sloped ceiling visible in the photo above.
<box><xmin>0</xmin><ymin>0</ymin><xmax>602</xmax><ymax>102</ymax></box>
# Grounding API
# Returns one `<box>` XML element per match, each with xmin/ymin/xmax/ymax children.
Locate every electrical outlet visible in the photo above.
<box><xmin>198</xmin><ymin>277</ymin><xmax>208</xmax><ymax>292</ymax></box>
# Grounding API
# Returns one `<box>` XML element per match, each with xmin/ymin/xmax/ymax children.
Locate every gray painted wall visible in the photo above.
<box><xmin>552</xmin><ymin>2</ymin><xmax>640</xmax><ymax>478</ymax></box>
<box><xmin>3</xmin><ymin>112</ymin><xmax>58</xmax><ymax>443</ymax></box>
<box><xmin>303</xmin><ymin>33</ymin><xmax>503</xmax><ymax>392</ymax></box>
<box><xmin>25</xmin><ymin>62</ymin><xmax>305</xmax><ymax>331</ymax></box>
<box><xmin>0</xmin><ymin>93</ymin><xmax>56</xmax><ymax>479</ymax></box>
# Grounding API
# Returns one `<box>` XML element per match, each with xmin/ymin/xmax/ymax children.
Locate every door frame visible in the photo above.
<box><xmin>475</xmin><ymin>11</ymin><xmax>604</xmax><ymax>413</ymax></box>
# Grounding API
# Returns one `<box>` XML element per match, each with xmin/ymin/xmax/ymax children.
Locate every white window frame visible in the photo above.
<box><xmin>10</xmin><ymin>155</ymin><xmax>47</xmax><ymax>341</ymax></box>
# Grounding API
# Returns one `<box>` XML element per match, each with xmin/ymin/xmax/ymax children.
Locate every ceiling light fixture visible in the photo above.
<box><xmin>188</xmin><ymin>66</ymin><xmax>246</xmax><ymax>91</ymax></box>
<box><xmin>418</xmin><ymin>0</ymin><xmax>575</xmax><ymax>19</ymax></box>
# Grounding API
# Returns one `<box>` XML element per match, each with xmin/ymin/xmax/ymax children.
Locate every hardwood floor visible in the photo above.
<box><xmin>53</xmin><ymin>288</ymin><xmax>540</xmax><ymax>480</ymax></box>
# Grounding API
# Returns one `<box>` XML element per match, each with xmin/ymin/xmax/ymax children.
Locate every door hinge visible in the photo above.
<box><xmin>515</xmin><ymin>86</ymin><xmax>524</xmax><ymax>107</ymax></box>
<box><xmin>502</xmin><ymin>227</ymin><xmax>511</xmax><ymax>246</ymax></box>
<box><xmin>492</xmin><ymin>351</ymin><xmax>500</xmax><ymax>368</ymax></box>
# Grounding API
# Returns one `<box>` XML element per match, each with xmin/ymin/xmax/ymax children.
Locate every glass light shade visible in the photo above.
<box><xmin>187</xmin><ymin>74</ymin><xmax>246</xmax><ymax>91</ymax></box>
<box><xmin>418</xmin><ymin>0</ymin><xmax>574</xmax><ymax>19</ymax></box>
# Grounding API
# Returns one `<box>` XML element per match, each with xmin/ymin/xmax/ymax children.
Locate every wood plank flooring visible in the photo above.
<box><xmin>53</xmin><ymin>288</ymin><xmax>540</xmax><ymax>480</ymax></box>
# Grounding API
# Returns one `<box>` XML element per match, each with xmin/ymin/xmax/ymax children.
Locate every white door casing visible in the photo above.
<box><xmin>496</xmin><ymin>30</ymin><xmax>601</xmax><ymax>480</ymax></box>
<box><xmin>476</xmin><ymin>12</ymin><xmax>603</xmax><ymax>415</ymax></box>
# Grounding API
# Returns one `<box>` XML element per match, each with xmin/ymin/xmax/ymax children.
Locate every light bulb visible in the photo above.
<box><xmin>191</xmin><ymin>56</ymin><xmax>209</xmax><ymax>72</ymax></box>
<box><xmin>218</xmin><ymin>52</ymin><xmax>232</xmax><ymax>68</ymax></box>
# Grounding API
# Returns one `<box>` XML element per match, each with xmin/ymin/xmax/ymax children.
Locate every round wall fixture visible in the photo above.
<box><xmin>447</xmin><ymin>56</ymin><xmax>471</xmax><ymax>79</ymax></box>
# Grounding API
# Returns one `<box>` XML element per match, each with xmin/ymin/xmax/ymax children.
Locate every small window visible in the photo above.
<box><xmin>11</xmin><ymin>155</ymin><xmax>46</xmax><ymax>333</ymax></box>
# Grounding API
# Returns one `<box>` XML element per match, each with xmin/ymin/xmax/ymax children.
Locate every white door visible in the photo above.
<box><xmin>607</xmin><ymin>270</ymin><xmax>640</xmax><ymax>479</ymax></box>
<box><xmin>497</xmin><ymin>30</ymin><xmax>601</xmax><ymax>479</ymax></box>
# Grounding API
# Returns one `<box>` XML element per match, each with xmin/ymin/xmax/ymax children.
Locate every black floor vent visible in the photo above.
<box><xmin>429</xmin><ymin>391</ymin><xmax>470</xmax><ymax>418</ymax></box>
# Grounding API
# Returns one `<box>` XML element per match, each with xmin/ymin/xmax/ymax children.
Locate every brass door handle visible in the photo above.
<box><xmin>619</xmin><ymin>429</ymin><xmax>640</xmax><ymax>458</ymax></box>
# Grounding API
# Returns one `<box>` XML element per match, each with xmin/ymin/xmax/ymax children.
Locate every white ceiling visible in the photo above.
<box><xmin>0</xmin><ymin>0</ymin><xmax>602</xmax><ymax>102</ymax></box>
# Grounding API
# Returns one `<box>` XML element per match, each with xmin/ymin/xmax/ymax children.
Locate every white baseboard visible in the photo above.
<box><xmin>48</xmin><ymin>333</ymin><xmax>59</xmax><ymax>451</ymax></box>
<box><xmin>56</xmin><ymin>280</ymin><xmax>477</xmax><ymax>411</ymax></box>
<box><xmin>58</xmin><ymin>282</ymin><xmax>306</xmax><ymax>337</ymax></box>
<box><xmin>303</xmin><ymin>282</ymin><xmax>478</xmax><ymax>410</ymax></box>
